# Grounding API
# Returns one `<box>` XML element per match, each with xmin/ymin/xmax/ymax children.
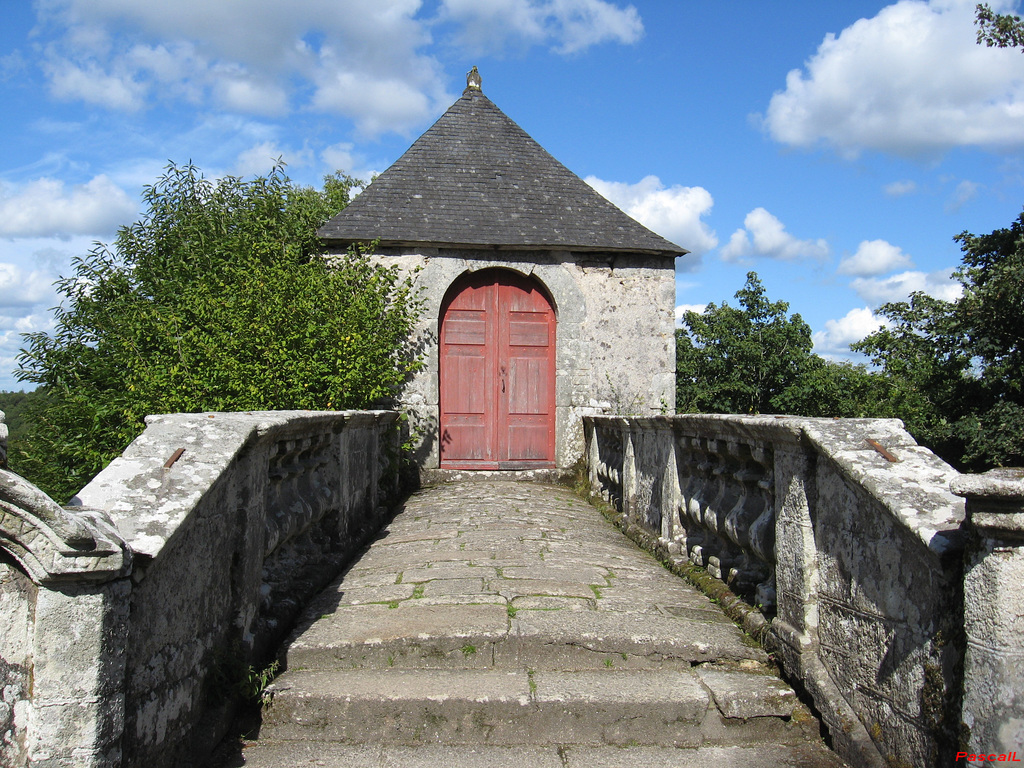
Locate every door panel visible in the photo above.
<box><xmin>440</xmin><ymin>305</ymin><xmax>492</xmax><ymax>464</ymax></box>
<box><xmin>440</xmin><ymin>271</ymin><xmax>555</xmax><ymax>469</ymax></box>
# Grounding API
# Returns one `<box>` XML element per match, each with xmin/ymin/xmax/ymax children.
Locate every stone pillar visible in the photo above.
<box><xmin>952</xmin><ymin>468</ymin><xmax>1024</xmax><ymax>755</ymax></box>
<box><xmin>770</xmin><ymin>439</ymin><xmax>818</xmax><ymax>672</ymax></box>
<box><xmin>1</xmin><ymin>466</ymin><xmax>132</xmax><ymax>768</ymax></box>
<box><xmin>1</xmin><ymin>409</ymin><xmax>8</xmax><ymax>469</ymax></box>
<box><xmin>621</xmin><ymin>420</ymin><xmax>637</xmax><ymax>521</ymax></box>
<box><xmin>29</xmin><ymin>581</ymin><xmax>131</xmax><ymax>767</ymax></box>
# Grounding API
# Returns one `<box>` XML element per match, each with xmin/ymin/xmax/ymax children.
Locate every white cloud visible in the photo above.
<box><xmin>37</xmin><ymin>0</ymin><xmax>455</xmax><ymax>135</ymax></box>
<box><xmin>319</xmin><ymin>143</ymin><xmax>377</xmax><ymax>183</ymax></box>
<box><xmin>585</xmin><ymin>175</ymin><xmax>715</xmax><ymax>267</ymax></box>
<box><xmin>0</xmin><ymin>311</ymin><xmax>56</xmax><ymax>334</ymax></box>
<box><xmin>0</xmin><ymin>176</ymin><xmax>136</xmax><ymax>239</ymax></box>
<box><xmin>838</xmin><ymin>239</ymin><xmax>914</xmax><ymax>277</ymax></box>
<box><xmin>945</xmin><ymin>179</ymin><xmax>980</xmax><ymax>212</ymax></box>
<box><xmin>0</xmin><ymin>264</ymin><xmax>58</xmax><ymax>310</ymax></box>
<box><xmin>0</xmin><ymin>275</ymin><xmax>61</xmax><ymax>389</ymax></box>
<box><xmin>884</xmin><ymin>180</ymin><xmax>917</xmax><ymax>197</ymax></box>
<box><xmin>310</xmin><ymin>68</ymin><xmax>442</xmax><ymax>136</ymax></box>
<box><xmin>720</xmin><ymin>207</ymin><xmax>829</xmax><ymax>263</ymax></box>
<box><xmin>36</xmin><ymin>0</ymin><xmax>643</xmax><ymax>134</ymax></box>
<box><xmin>0</xmin><ymin>235</ymin><xmax>95</xmax><ymax>389</ymax></box>
<box><xmin>1</xmin><ymin>50</ymin><xmax>27</xmax><ymax>81</ymax></box>
<box><xmin>43</xmin><ymin>56</ymin><xmax>147</xmax><ymax>111</ymax></box>
<box><xmin>851</xmin><ymin>268</ymin><xmax>964</xmax><ymax>305</ymax></box>
<box><xmin>232</xmin><ymin>141</ymin><xmax>314</xmax><ymax>177</ymax></box>
<box><xmin>441</xmin><ymin>0</ymin><xmax>643</xmax><ymax>55</ymax></box>
<box><xmin>212</xmin><ymin>70</ymin><xmax>289</xmax><ymax>116</ymax></box>
<box><xmin>763</xmin><ymin>0</ymin><xmax>1024</xmax><ymax>157</ymax></box>
<box><xmin>0</xmin><ymin>314</ymin><xmax>57</xmax><ymax>389</ymax></box>
<box><xmin>674</xmin><ymin>304</ymin><xmax>706</xmax><ymax>327</ymax></box>
<box><xmin>812</xmin><ymin>307</ymin><xmax>888</xmax><ymax>356</ymax></box>
<box><xmin>321</xmin><ymin>143</ymin><xmax>360</xmax><ymax>177</ymax></box>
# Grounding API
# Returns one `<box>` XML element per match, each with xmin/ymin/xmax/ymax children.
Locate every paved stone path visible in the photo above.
<box><xmin>235</xmin><ymin>481</ymin><xmax>846</xmax><ymax>767</ymax></box>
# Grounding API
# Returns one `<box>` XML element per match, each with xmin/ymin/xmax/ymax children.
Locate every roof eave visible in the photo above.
<box><xmin>318</xmin><ymin>235</ymin><xmax>687</xmax><ymax>258</ymax></box>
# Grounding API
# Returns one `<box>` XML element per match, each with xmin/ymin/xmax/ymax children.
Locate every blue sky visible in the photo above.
<box><xmin>2</xmin><ymin>0</ymin><xmax>1023</xmax><ymax>391</ymax></box>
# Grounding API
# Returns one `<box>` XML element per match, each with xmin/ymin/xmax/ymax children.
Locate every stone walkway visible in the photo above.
<box><xmin>234</xmin><ymin>481</ymin><xmax>846</xmax><ymax>767</ymax></box>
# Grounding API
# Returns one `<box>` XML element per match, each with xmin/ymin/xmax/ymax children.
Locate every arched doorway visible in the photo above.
<box><xmin>439</xmin><ymin>269</ymin><xmax>556</xmax><ymax>469</ymax></box>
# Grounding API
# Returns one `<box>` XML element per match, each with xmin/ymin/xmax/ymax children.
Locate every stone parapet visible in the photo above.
<box><xmin>0</xmin><ymin>410</ymin><xmax>401</xmax><ymax>768</ymax></box>
<box><xmin>952</xmin><ymin>468</ymin><xmax>1024</xmax><ymax>757</ymax></box>
<box><xmin>1</xmin><ymin>465</ymin><xmax>132</xmax><ymax>768</ymax></box>
<box><xmin>584</xmin><ymin>414</ymin><xmax>966</xmax><ymax>768</ymax></box>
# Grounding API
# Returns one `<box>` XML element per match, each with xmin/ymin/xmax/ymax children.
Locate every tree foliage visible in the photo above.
<box><xmin>0</xmin><ymin>390</ymin><xmax>36</xmax><ymax>441</ymax></box>
<box><xmin>976</xmin><ymin>3</ymin><xmax>1024</xmax><ymax>51</ymax></box>
<box><xmin>14</xmin><ymin>163</ymin><xmax>422</xmax><ymax>501</ymax></box>
<box><xmin>676</xmin><ymin>215</ymin><xmax>1023</xmax><ymax>472</ymax></box>
<box><xmin>854</xmin><ymin>210</ymin><xmax>1024</xmax><ymax>470</ymax></box>
<box><xmin>675</xmin><ymin>272</ymin><xmax>902</xmax><ymax>421</ymax></box>
<box><xmin>676</xmin><ymin>272</ymin><xmax>821</xmax><ymax>415</ymax></box>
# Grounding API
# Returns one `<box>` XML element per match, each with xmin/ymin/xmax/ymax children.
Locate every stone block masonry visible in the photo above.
<box><xmin>0</xmin><ymin>410</ymin><xmax>400</xmax><ymax>768</ymax></box>
<box><xmin>953</xmin><ymin>469</ymin><xmax>1024</xmax><ymax>758</ymax></box>
<box><xmin>5</xmin><ymin>406</ymin><xmax>1023</xmax><ymax>768</ymax></box>
<box><xmin>351</xmin><ymin>247</ymin><xmax>677</xmax><ymax>472</ymax></box>
<box><xmin>585</xmin><ymin>414</ymin><xmax>968</xmax><ymax>768</ymax></box>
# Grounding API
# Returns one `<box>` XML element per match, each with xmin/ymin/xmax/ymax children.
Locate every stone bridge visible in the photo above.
<box><xmin>1</xmin><ymin>410</ymin><xmax>1022</xmax><ymax>768</ymax></box>
<box><xmin>235</xmin><ymin>480</ymin><xmax>842</xmax><ymax>768</ymax></box>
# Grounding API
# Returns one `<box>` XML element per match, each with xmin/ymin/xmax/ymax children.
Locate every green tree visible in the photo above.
<box><xmin>0</xmin><ymin>390</ymin><xmax>36</xmax><ymax>439</ymax></box>
<box><xmin>14</xmin><ymin>163</ymin><xmax>421</xmax><ymax>501</ymax></box>
<box><xmin>976</xmin><ymin>3</ymin><xmax>1024</xmax><ymax>51</ymax></box>
<box><xmin>770</xmin><ymin>359</ymin><xmax>898</xmax><ymax>420</ymax></box>
<box><xmin>676</xmin><ymin>272</ymin><xmax>820</xmax><ymax>414</ymax></box>
<box><xmin>676</xmin><ymin>272</ymin><xmax>901</xmax><ymax>421</ymax></box>
<box><xmin>854</xmin><ymin>210</ymin><xmax>1024</xmax><ymax>469</ymax></box>
<box><xmin>850</xmin><ymin>293</ymin><xmax>975</xmax><ymax>462</ymax></box>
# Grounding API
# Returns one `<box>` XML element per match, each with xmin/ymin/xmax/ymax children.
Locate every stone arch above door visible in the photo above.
<box><xmin>438</xmin><ymin>268</ymin><xmax>556</xmax><ymax>469</ymax></box>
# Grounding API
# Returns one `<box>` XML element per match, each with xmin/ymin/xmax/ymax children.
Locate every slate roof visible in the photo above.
<box><xmin>318</xmin><ymin>86</ymin><xmax>687</xmax><ymax>257</ymax></box>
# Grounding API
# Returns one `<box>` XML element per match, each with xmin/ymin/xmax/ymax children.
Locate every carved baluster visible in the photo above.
<box><xmin>264</xmin><ymin>440</ymin><xmax>285</xmax><ymax>556</ymax></box>
<box><xmin>723</xmin><ymin>442</ymin><xmax>770</xmax><ymax>595</ymax></box>
<box><xmin>702</xmin><ymin>439</ymin><xmax>726</xmax><ymax>535</ymax></box>
<box><xmin>687</xmin><ymin>437</ymin><xmax>713</xmax><ymax>566</ymax></box>
<box><xmin>723</xmin><ymin>442</ymin><xmax>759</xmax><ymax>547</ymax></box>
<box><xmin>596</xmin><ymin>424</ymin><xmax>624</xmax><ymax>507</ymax></box>
<box><xmin>747</xmin><ymin>444</ymin><xmax>777</xmax><ymax>612</ymax></box>
<box><xmin>705</xmin><ymin>441</ymin><xmax>741</xmax><ymax>582</ymax></box>
<box><xmin>668</xmin><ymin>434</ymin><xmax>697</xmax><ymax>558</ymax></box>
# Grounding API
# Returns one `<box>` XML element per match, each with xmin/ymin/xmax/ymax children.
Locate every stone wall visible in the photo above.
<box><xmin>0</xmin><ymin>409</ymin><xmax>400</xmax><ymax>768</ymax></box>
<box><xmin>584</xmin><ymin>414</ymin><xmax>966</xmax><ymax>768</ymax></box>
<box><xmin>334</xmin><ymin>247</ymin><xmax>677</xmax><ymax>469</ymax></box>
<box><xmin>952</xmin><ymin>469</ymin><xmax>1024</xmax><ymax>758</ymax></box>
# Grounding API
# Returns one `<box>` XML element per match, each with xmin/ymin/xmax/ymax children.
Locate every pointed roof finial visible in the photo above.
<box><xmin>465</xmin><ymin>65</ymin><xmax>482</xmax><ymax>93</ymax></box>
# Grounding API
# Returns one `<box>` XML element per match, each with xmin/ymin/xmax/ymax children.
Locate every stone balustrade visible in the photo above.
<box><xmin>0</xmin><ymin>410</ymin><xmax>400</xmax><ymax>768</ymax></box>
<box><xmin>5</xmin><ymin>405</ymin><xmax>1022</xmax><ymax>768</ymax></box>
<box><xmin>585</xmin><ymin>414</ymin><xmax>967</xmax><ymax>768</ymax></box>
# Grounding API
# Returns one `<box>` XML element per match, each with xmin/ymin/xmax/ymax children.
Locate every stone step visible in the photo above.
<box><xmin>235</xmin><ymin>741</ymin><xmax>849</xmax><ymax>768</ymax></box>
<box><xmin>284</xmin><ymin>601</ymin><xmax>765</xmax><ymax>672</ymax></box>
<box><xmin>259</xmin><ymin>665</ymin><xmax>816</xmax><ymax>748</ymax></box>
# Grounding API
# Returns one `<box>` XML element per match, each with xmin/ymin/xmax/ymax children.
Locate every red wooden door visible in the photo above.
<box><xmin>440</xmin><ymin>271</ymin><xmax>555</xmax><ymax>469</ymax></box>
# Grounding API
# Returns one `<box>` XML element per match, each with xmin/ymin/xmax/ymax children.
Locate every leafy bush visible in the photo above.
<box><xmin>14</xmin><ymin>163</ymin><xmax>421</xmax><ymax>501</ymax></box>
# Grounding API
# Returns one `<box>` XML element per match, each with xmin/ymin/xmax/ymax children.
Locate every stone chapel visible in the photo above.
<box><xmin>318</xmin><ymin>69</ymin><xmax>686</xmax><ymax>473</ymax></box>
